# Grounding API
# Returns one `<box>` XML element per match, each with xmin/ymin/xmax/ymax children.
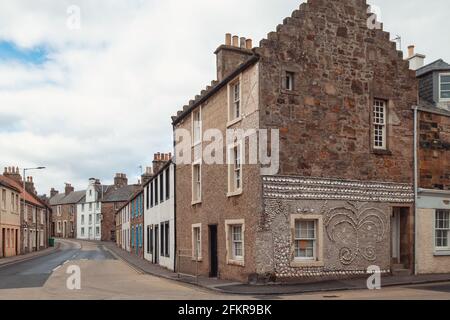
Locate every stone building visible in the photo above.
<box><xmin>76</xmin><ymin>174</ymin><xmax>140</xmax><ymax>242</ymax></box>
<box><xmin>0</xmin><ymin>179</ymin><xmax>21</xmax><ymax>258</ymax></box>
<box><xmin>413</xmin><ymin>56</ymin><xmax>450</xmax><ymax>274</ymax></box>
<box><xmin>1</xmin><ymin>167</ymin><xmax>50</xmax><ymax>254</ymax></box>
<box><xmin>172</xmin><ymin>0</ymin><xmax>417</xmax><ymax>282</ymax></box>
<box><xmin>49</xmin><ymin>184</ymin><xmax>85</xmax><ymax>239</ymax></box>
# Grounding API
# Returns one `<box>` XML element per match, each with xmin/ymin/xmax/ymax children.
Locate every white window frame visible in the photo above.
<box><xmin>290</xmin><ymin>215</ymin><xmax>324</xmax><ymax>267</ymax></box>
<box><xmin>285</xmin><ymin>71</ymin><xmax>295</xmax><ymax>91</ymax></box>
<box><xmin>227</xmin><ymin>76</ymin><xmax>242</xmax><ymax>126</ymax></box>
<box><xmin>192</xmin><ymin>161</ymin><xmax>202</xmax><ymax>205</ymax></box>
<box><xmin>81</xmin><ymin>214</ymin><xmax>85</xmax><ymax>225</ymax></box>
<box><xmin>192</xmin><ymin>107</ymin><xmax>202</xmax><ymax>146</ymax></box>
<box><xmin>192</xmin><ymin>224</ymin><xmax>202</xmax><ymax>261</ymax></box>
<box><xmin>225</xmin><ymin>219</ymin><xmax>245</xmax><ymax>266</ymax></box>
<box><xmin>435</xmin><ymin>210</ymin><xmax>450</xmax><ymax>251</ymax></box>
<box><xmin>373</xmin><ymin>99</ymin><xmax>387</xmax><ymax>150</ymax></box>
<box><xmin>228</xmin><ymin>142</ymin><xmax>243</xmax><ymax>196</ymax></box>
<box><xmin>439</xmin><ymin>73</ymin><xmax>450</xmax><ymax>102</ymax></box>
<box><xmin>294</xmin><ymin>220</ymin><xmax>317</xmax><ymax>261</ymax></box>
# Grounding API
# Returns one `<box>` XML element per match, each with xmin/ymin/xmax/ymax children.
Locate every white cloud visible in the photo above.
<box><xmin>0</xmin><ymin>0</ymin><xmax>449</xmax><ymax>194</ymax></box>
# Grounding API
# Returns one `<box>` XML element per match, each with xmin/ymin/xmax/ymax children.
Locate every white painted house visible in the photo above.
<box><xmin>119</xmin><ymin>202</ymin><xmax>131</xmax><ymax>252</ymax></box>
<box><xmin>144</xmin><ymin>161</ymin><xmax>175</xmax><ymax>271</ymax></box>
<box><xmin>76</xmin><ymin>178</ymin><xmax>102</xmax><ymax>241</ymax></box>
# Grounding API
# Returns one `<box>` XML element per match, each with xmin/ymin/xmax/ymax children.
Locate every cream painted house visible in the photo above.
<box><xmin>0</xmin><ymin>180</ymin><xmax>21</xmax><ymax>258</ymax></box>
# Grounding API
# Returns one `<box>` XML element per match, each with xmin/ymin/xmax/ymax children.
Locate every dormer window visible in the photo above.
<box><xmin>440</xmin><ymin>73</ymin><xmax>450</xmax><ymax>101</ymax></box>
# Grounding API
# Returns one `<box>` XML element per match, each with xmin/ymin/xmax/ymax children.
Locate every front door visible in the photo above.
<box><xmin>209</xmin><ymin>225</ymin><xmax>218</xmax><ymax>278</ymax></box>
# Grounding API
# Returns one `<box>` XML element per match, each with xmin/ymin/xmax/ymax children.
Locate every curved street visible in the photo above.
<box><xmin>0</xmin><ymin>239</ymin><xmax>449</xmax><ymax>300</ymax></box>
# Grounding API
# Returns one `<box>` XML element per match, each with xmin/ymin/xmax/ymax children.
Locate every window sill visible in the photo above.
<box><xmin>191</xmin><ymin>200</ymin><xmax>202</xmax><ymax>206</ymax></box>
<box><xmin>291</xmin><ymin>260</ymin><xmax>324</xmax><ymax>268</ymax></box>
<box><xmin>372</xmin><ymin>149</ymin><xmax>392</xmax><ymax>156</ymax></box>
<box><xmin>227</xmin><ymin>189</ymin><xmax>243</xmax><ymax>198</ymax></box>
<box><xmin>227</xmin><ymin>117</ymin><xmax>242</xmax><ymax>128</ymax></box>
<box><xmin>192</xmin><ymin>257</ymin><xmax>203</xmax><ymax>262</ymax></box>
<box><xmin>227</xmin><ymin>259</ymin><xmax>245</xmax><ymax>267</ymax></box>
<box><xmin>434</xmin><ymin>250</ymin><xmax>450</xmax><ymax>256</ymax></box>
<box><xmin>280</xmin><ymin>89</ymin><xmax>299</xmax><ymax>96</ymax></box>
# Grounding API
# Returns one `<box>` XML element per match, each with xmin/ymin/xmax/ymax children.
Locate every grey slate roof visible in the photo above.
<box><xmin>417</xmin><ymin>59</ymin><xmax>450</xmax><ymax>77</ymax></box>
<box><xmin>101</xmin><ymin>185</ymin><xmax>141</xmax><ymax>203</ymax></box>
<box><xmin>49</xmin><ymin>190</ymin><xmax>86</xmax><ymax>205</ymax></box>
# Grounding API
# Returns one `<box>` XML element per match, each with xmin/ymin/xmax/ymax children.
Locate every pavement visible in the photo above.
<box><xmin>102</xmin><ymin>241</ymin><xmax>450</xmax><ymax>296</ymax></box>
<box><xmin>0</xmin><ymin>243</ymin><xmax>60</xmax><ymax>269</ymax></box>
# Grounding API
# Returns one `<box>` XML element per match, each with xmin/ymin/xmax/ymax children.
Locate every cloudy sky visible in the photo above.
<box><xmin>0</xmin><ymin>0</ymin><xmax>449</xmax><ymax>195</ymax></box>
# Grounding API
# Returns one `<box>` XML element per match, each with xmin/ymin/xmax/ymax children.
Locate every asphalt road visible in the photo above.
<box><xmin>0</xmin><ymin>239</ymin><xmax>449</xmax><ymax>300</ymax></box>
<box><xmin>0</xmin><ymin>239</ymin><xmax>115</xmax><ymax>290</ymax></box>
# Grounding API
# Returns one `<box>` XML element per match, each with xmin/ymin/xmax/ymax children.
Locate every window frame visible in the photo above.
<box><xmin>372</xmin><ymin>99</ymin><xmax>388</xmax><ymax>151</ymax></box>
<box><xmin>439</xmin><ymin>73</ymin><xmax>450</xmax><ymax>102</ymax></box>
<box><xmin>192</xmin><ymin>161</ymin><xmax>202</xmax><ymax>205</ymax></box>
<box><xmin>227</xmin><ymin>76</ymin><xmax>242</xmax><ymax>126</ymax></box>
<box><xmin>227</xmin><ymin>141</ymin><xmax>243</xmax><ymax>197</ymax></box>
<box><xmin>435</xmin><ymin>209</ymin><xmax>450</xmax><ymax>251</ymax></box>
<box><xmin>192</xmin><ymin>224</ymin><xmax>202</xmax><ymax>261</ymax></box>
<box><xmin>290</xmin><ymin>214</ymin><xmax>324</xmax><ymax>267</ymax></box>
<box><xmin>294</xmin><ymin>220</ymin><xmax>317</xmax><ymax>261</ymax></box>
<box><xmin>225</xmin><ymin>219</ymin><xmax>245</xmax><ymax>266</ymax></box>
<box><xmin>285</xmin><ymin>71</ymin><xmax>295</xmax><ymax>91</ymax></box>
<box><xmin>192</xmin><ymin>107</ymin><xmax>202</xmax><ymax>146</ymax></box>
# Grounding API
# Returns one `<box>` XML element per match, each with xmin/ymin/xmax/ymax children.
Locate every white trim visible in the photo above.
<box><xmin>227</xmin><ymin>75</ymin><xmax>243</xmax><ymax>127</ymax></box>
<box><xmin>225</xmin><ymin>219</ymin><xmax>245</xmax><ymax>266</ymax></box>
<box><xmin>290</xmin><ymin>214</ymin><xmax>324</xmax><ymax>267</ymax></box>
<box><xmin>191</xmin><ymin>160</ymin><xmax>202</xmax><ymax>205</ymax></box>
<box><xmin>373</xmin><ymin>99</ymin><xmax>387</xmax><ymax>150</ymax></box>
<box><xmin>191</xmin><ymin>106</ymin><xmax>202</xmax><ymax>146</ymax></box>
<box><xmin>227</xmin><ymin>141</ymin><xmax>243</xmax><ymax>196</ymax></box>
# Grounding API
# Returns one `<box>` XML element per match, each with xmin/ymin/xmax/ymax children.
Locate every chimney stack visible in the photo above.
<box><xmin>3</xmin><ymin>166</ymin><xmax>23</xmax><ymax>184</ymax></box>
<box><xmin>141</xmin><ymin>167</ymin><xmax>154</xmax><ymax>186</ymax></box>
<box><xmin>50</xmin><ymin>188</ymin><xmax>59</xmax><ymax>198</ymax></box>
<box><xmin>215</xmin><ymin>33</ymin><xmax>254</xmax><ymax>82</ymax></box>
<box><xmin>114</xmin><ymin>173</ymin><xmax>128</xmax><ymax>188</ymax></box>
<box><xmin>65</xmin><ymin>183</ymin><xmax>74</xmax><ymax>196</ymax></box>
<box><xmin>25</xmin><ymin>176</ymin><xmax>36</xmax><ymax>195</ymax></box>
<box><xmin>406</xmin><ymin>44</ymin><xmax>426</xmax><ymax>71</ymax></box>
<box><xmin>152</xmin><ymin>152</ymin><xmax>172</xmax><ymax>174</ymax></box>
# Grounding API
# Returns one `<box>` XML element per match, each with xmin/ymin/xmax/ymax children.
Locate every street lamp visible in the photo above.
<box><xmin>22</xmin><ymin>167</ymin><xmax>46</xmax><ymax>253</ymax></box>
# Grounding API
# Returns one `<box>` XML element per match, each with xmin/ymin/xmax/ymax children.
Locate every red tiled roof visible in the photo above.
<box><xmin>0</xmin><ymin>175</ymin><xmax>46</xmax><ymax>208</ymax></box>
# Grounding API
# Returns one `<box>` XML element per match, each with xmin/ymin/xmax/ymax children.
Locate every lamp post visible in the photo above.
<box><xmin>22</xmin><ymin>167</ymin><xmax>46</xmax><ymax>252</ymax></box>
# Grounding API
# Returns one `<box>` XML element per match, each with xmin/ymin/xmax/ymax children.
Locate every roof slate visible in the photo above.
<box><xmin>49</xmin><ymin>190</ymin><xmax>86</xmax><ymax>205</ymax></box>
<box><xmin>417</xmin><ymin>59</ymin><xmax>450</xmax><ymax>77</ymax></box>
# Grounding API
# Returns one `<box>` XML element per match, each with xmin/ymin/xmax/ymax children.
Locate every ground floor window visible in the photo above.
<box><xmin>160</xmin><ymin>221</ymin><xmax>170</xmax><ymax>258</ymax></box>
<box><xmin>294</xmin><ymin>220</ymin><xmax>316</xmax><ymax>260</ymax></box>
<box><xmin>192</xmin><ymin>224</ymin><xmax>202</xmax><ymax>260</ymax></box>
<box><xmin>40</xmin><ymin>230</ymin><xmax>44</xmax><ymax>246</ymax></box>
<box><xmin>225</xmin><ymin>220</ymin><xmax>245</xmax><ymax>265</ymax></box>
<box><xmin>24</xmin><ymin>228</ymin><xmax>28</xmax><ymax>248</ymax></box>
<box><xmin>96</xmin><ymin>226</ymin><xmax>100</xmax><ymax>236</ymax></box>
<box><xmin>81</xmin><ymin>227</ymin><xmax>85</xmax><ymax>237</ymax></box>
<box><xmin>436</xmin><ymin>210</ymin><xmax>450</xmax><ymax>250</ymax></box>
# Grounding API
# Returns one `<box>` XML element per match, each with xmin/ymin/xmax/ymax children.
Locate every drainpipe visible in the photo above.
<box><xmin>412</xmin><ymin>105</ymin><xmax>419</xmax><ymax>275</ymax></box>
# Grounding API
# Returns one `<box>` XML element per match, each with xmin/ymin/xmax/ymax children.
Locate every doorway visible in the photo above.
<box><xmin>391</xmin><ymin>207</ymin><xmax>413</xmax><ymax>271</ymax></box>
<box><xmin>209</xmin><ymin>225</ymin><xmax>218</xmax><ymax>278</ymax></box>
<box><xmin>15</xmin><ymin>229</ymin><xmax>18</xmax><ymax>255</ymax></box>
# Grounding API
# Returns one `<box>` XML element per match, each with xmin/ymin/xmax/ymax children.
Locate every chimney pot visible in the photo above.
<box><xmin>232</xmin><ymin>35</ymin><xmax>239</xmax><ymax>47</ymax></box>
<box><xmin>225</xmin><ymin>33</ymin><xmax>232</xmax><ymax>46</ymax></box>
<box><xmin>408</xmin><ymin>45</ymin><xmax>415</xmax><ymax>58</ymax></box>
<box><xmin>240</xmin><ymin>37</ymin><xmax>246</xmax><ymax>48</ymax></box>
<box><xmin>246</xmin><ymin>39</ymin><xmax>253</xmax><ymax>50</ymax></box>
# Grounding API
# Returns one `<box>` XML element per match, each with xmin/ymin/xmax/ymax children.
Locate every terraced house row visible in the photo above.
<box><xmin>0</xmin><ymin>167</ymin><xmax>51</xmax><ymax>259</ymax></box>
<box><xmin>111</xmin><ymin>0</ymin><xmax>450</xmax><ymax>283</ymax></box>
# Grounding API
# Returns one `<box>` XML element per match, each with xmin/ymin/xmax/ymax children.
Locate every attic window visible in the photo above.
<box><xmin>440</xmin><ymin>73</ymin><xmax>450</xmax><ymax>101</ymax></box>
<box><xmin>285</xmin><ymin>72</ymin><xmax>295</xmax><ymax>91</ymax></box>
